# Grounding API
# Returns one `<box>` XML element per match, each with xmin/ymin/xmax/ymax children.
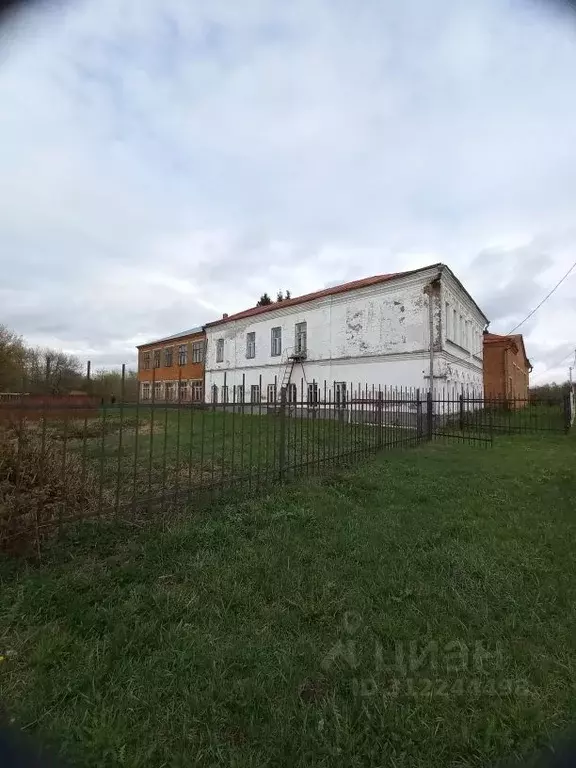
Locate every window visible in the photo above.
<box><xmin>295</xmin><ymin>322</ymin><xmax>307</xmax><ymax>355</ymax></box>
<box><xmin>154</xmin><ymin>381</ymin><xmax>163</xmax><ymax>400</ymax></box>
<box><xmin>236</xmin><ymin>384</ymin><xmax>244</xmax><ymax>403</ymax></box>
<box><xmin>445</xmin><ymin>303</ymin><xmax>451</xmax><ymax>340</ymax></box>
<box><xmin>142</xmin><ymin>352</ymin><xmax>151</xmax><ymax>370</ymax></box>
<box><xmin>271</xmin><ymin>327</ymin><xmax>282</xmax><ymax>356</ymax></box>
<box><xmin>165</xmin><ymin>382</ymin><xmax>175</xmax><ymax>401</ymax></box>
<box><xmin>335</xmin><ymin>381</ymin><xmax>347</xmax><ymax>407</ymax></box>
<box><xmin>222</xmin><ymin>385</ymin><xmax>229</xmax><ymax>403</ymax></box>
<box><xmin>191</xmin><ymin>381</ymin><xmax>203</xmax><ymax>401</ymax></box>
<box><xmin>153</xmin><ymin>350</ymin><xmax>161</xmax><ymax>369</ymax></box>
<box><xmin>142</xmin><ymin>382</ymin><xmax>151</xmax><ymax>401</ymax></box>
<box><xmin>251</xmin><ymin>384</ymin><xmax>260</xmax><ymax>403</ymax></box>
<box><xmin>285</xmin><ymin>383</ymin><xmax>297</xmax><ymax>403</ymax></box>
<box><xmin>179</xmin><ymin>380</ymin><xmax>188</xmax><ymax>401</ymax></box>
<box><xmin>178</xmin><ymin>344</ymin><xmax>187</xmax><ymax>366</ymax></box>
<box><xmin>212</xmin><ymin>384</ymin><xmax>218</xmax><ymax>403</ymax></box>
<box><xmin>216</xmin><ymin>338</ymin><xmax>224</xmax><ymax>363</ymax></box>
<box><xmin>267</xmin><ymin>383</ymin><xmax>277</xmax><ymax>403</ymax></box>
<box><xmin>192</xmin><ymin>341</ymin><xmax>204</xmax><ymax>363</ymax></box>
<box><xmin>246</xmin><ymin>332</ymin><xmax>256</xmax><ymax>359</ymax></box>
<box><xmin>307</xmin><ymin>382</ymin><xmax>319</xmax><ymax>405</ymax></box>
<box><xmin>164</xmin><ymin>347</ymin><xmax>173</xmax><ymax>367</ymax></box>
<box><xmin>459</xmin><ymin>315</ymin><xmax>464</xmax><ymax>346</ymax></box>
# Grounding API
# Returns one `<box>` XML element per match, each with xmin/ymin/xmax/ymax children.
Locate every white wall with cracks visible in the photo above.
<box><xmin>204</xmin><ymin>265</ymin><xmax>487</xmax><ymax>401</ymax></box>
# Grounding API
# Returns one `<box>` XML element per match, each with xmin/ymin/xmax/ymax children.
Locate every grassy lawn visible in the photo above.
<box><xmin>38</xmin><ymin>405</ymin><xmax>418</xmax><ymax>514</ymax></box>
<box><xmin>1</xmin><ymin>432</ymin><xmax>575</xmax><ymax>767</ymax></box>
<box><xmin>462</xmin><ymin>402</ymin><xmax>567</xmax><ymax>434</ymax></box>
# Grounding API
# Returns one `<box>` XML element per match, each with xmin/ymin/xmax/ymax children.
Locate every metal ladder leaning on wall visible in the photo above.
<box><xmin>279</xmin><ymin>349</ymin><xmax>308</xmax><ymax>411</ymax></box>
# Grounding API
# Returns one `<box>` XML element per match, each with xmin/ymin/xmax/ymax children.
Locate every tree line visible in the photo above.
<box><xmin>0</xmin><ymin>324</ymin><xmax>137</xmax><ymax>400</ymax></box>
<box><xmin>528</xmin><ymin>381</ymin><xmax>573</xmax><ymax>399</ymax></box>
<box><xmin>256</xmin><ymin>290</ymin><xmax>291</xmax><ymax>306</ymax></box>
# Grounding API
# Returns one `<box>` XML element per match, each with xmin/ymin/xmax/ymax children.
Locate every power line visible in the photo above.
<box><xmin>530</xmin><ymin>348</ymin><xmax>575</xmax><ymax>380</ymax></box>
<box><xmin>507</xmin><ymin>258</ymin><xmax>576</xmax><ymax>334</ymax></box>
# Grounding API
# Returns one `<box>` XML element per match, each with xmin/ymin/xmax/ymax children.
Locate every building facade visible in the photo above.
<box><xmin>483</xmin><ymin>333</ymin><xmax>531</xmax><ymax>402</ymax></box>
<box><xmin>137</xmin><ymin>327</ymin><xmax>206</xmax><ymax>402</ymax></box>
<box><xmin>203</xmin><ymin>264</ymin><xmax>488</xmax><ymax>404</ymax></box>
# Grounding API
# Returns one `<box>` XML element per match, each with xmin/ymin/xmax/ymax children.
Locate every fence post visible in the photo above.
<box><xmin>564</xmin><ymin>393</ymin><xmax>571</xmax><ymax>434</ymax></box>
<box><xmin>416</xmin><ymin>389</ymin><xmax>422</xmax><ymax>440</ymax></box>
<box><xmin>278</xmin><ymin>385</ymin><xmax>287</xmax><ymax>481</ymax></box>
<box><xmin>426</xmin><ymin>390</ymin><xmax>433</xmax><ymax>441</ymax></box>
<box><xmin>459</xmin><ymin>393</ymin><xmax>464</xmax><ymax>432</ymax></box>
<box><xmin>377</xmin><ymin>390</ymin><xmax>383</xmax><ymax>448</ymax></box>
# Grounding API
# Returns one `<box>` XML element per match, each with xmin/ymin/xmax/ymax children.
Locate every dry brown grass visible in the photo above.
<box><xmin>0</xmin><ymin>420</ymin><xmax>111</xmax><ymax>555</ymax></box>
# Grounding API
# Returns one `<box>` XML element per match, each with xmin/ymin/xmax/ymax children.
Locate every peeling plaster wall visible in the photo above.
<box><xmin>440</xmin><ymin>270</ymin><xmax>487</xmax><ymax>396</ymax></box>
<box><xmin>204</xmin><ymin>267</ymin><xmax>487</xmax><ymax>400</ymax></box>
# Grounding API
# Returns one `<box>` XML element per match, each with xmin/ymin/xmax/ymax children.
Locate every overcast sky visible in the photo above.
<box><xmin>1</xmin><ymin>0</ymin><xmax>576</xmax><ymax>382</ymax></box>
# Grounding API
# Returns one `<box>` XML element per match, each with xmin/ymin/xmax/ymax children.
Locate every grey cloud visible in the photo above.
<box><xmin>0</xmin><ymin>0</ymin><xmax>575</xmax><ymax>377</ymax></box>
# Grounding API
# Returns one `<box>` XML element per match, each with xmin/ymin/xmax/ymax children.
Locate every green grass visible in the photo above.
<box><xmin>462</xmin><ymin>402</ymin><xmax>567</xmax><ymax>434</ymax></box>
<box><xmin>1</xmin><ymin>433</ymin><xmax>576</xmax><ymax>767</ymax></box>
<box><xmin>45</xmin><ymin>406</ymin><xmax>417</xmax><ymax>514</ymax></box>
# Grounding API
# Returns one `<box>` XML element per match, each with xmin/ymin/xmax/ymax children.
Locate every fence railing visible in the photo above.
<box><xmin>0</xmin><ymin>378</ymin><xmax>571</xmax><ymax>555</ymax></box>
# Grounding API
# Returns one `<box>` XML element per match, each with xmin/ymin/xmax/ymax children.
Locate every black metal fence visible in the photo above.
<box><xmin>1</xmin><ymin>376</ymin><xmax>572</xmax><ymax>555</ymax></box>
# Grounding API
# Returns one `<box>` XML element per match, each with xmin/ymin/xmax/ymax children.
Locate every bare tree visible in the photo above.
<box><xmin>24</xmin><ymin>346</ymin><xmax>83</xmax><ymax>394</ymax></box>
<box><xmin>0</xmin><ymin>325</ymin><xmax>27</xmax><ymax>391</ymax></box>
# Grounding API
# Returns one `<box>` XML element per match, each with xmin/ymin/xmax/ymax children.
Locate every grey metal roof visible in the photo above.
<box><xmin>137</xmin><ymin>326</ymin><xmax>204</xmax><ymax>348</ymax></box>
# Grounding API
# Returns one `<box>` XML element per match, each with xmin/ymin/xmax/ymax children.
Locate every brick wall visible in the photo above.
<box><xmin>137</xmin><ymin>331</ymin><xmax>206</xmax><ymax>400</ymax></box>
<box><xmin>483</xmin><ymin>335</ymin><xmax>529</xmax><ymax>401</ymax></box>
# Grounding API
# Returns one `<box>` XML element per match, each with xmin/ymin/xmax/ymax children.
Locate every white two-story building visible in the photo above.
<box><xmin>203</xmin><ymin>263</ymin><xmax>488</xmax><ymax>404</ymax></box>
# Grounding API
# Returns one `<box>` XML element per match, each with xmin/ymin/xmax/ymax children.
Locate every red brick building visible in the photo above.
<box><xmin>483</xmin><ymin>332</ymin><xmax>531</xmax><ymax>402</ymax></box>
<box><xmin>137</xmin><ymin>327</ymin><xmax>206</xmax><ymax>402</ymax></box>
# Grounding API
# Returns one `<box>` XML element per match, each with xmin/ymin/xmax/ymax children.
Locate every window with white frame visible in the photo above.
<box><xmin>295</xmin><ymin>321</ymin><xmax>307</xmax><ymax>355</ymax></box>
<box><xmin>236</xmin><ymin>384</ymin><xmax>244</xmax><ymax>403</ymax></box>
<box><xmin>192</xmin><ymin>341</ymin><xmax>204</xmax><ymax>363</ymax></box>
<box><xmin>212</xmin><ymin>384</ymin><xmax>218</xmax><ymax>403</ymax></box>
<box><xmin>178</xmin><ymin>344</ymin><xmax>187</xmax><ymax>366</ymax></box>
<box><xmin>164</xmin><ymin>347</ymin><xmax>173</xmax><ymax>367</ymax></box>
<box><xmin>307</xmin><ymin>382</ymin><xmax>319</xmax><ymax>405</ymax></box>
<box><xmin>222</xmin><ymin>385</ymin><xmax>229</xmax><ymax>403</ymax></box>
<box><xmin>154</xmin><ymin>381</ymin><xmax>163</xmax><ymax>400</ymax></box>
<box><xmin>250</xmin><ymin>384</ymin><xmax>260</xmax><ymax>403</ymax></box>
<box><xmin>271</xmin><ymin>327</ymin><xmax>282</xmax><ymax>357</ymax></box>
<box><xmin>267</xmin><ymin>383</ymin><xmax>277</xmax><ymax>403</ymax></box>
<box><xmin>216</xmin><ymin>338</ymin><xmax>224</xmax><ymax>363</ymax></box>
<box><xmin>142</xmin><ymin>382</ymin><xmax>151</xmax><ymax>400</ymax></box>
<box><xmin>246</xmin><ymin>332</ymin><xmax>256</xmax><ymax>359</ymax></box>
<box><xmin>179</xmin><ymin>380</ymin><xmax>188</xmax><ymax>400</ymax></box>
<box><xmin>445</xmin><ymin>302</ymin><xmax>451</xmax><ymax>340</ymax></box>
<box><xmin>191</xmin><ymin>380</ymin><xmax>203</xmax><ymax>401</ymax></box>
<box><xmin>165</xmin><ymin>382</ymin><xmax>175</xmax><ymax>401</ymax></box>
<box><xmin>335</xmin><ymin>381</ymin><xmax>347</xmax><ymax>407</ymax></box>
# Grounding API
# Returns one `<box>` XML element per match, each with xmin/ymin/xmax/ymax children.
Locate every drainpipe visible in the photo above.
<box><xmin>428</xmin><ymin>290</ymin><xmax>434</xmax><ymax>399</ymax></box>
<box><xmin>424</xmin><ymin>276</ymin><xmax>441</xmax><ymax>399</ymax></box>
